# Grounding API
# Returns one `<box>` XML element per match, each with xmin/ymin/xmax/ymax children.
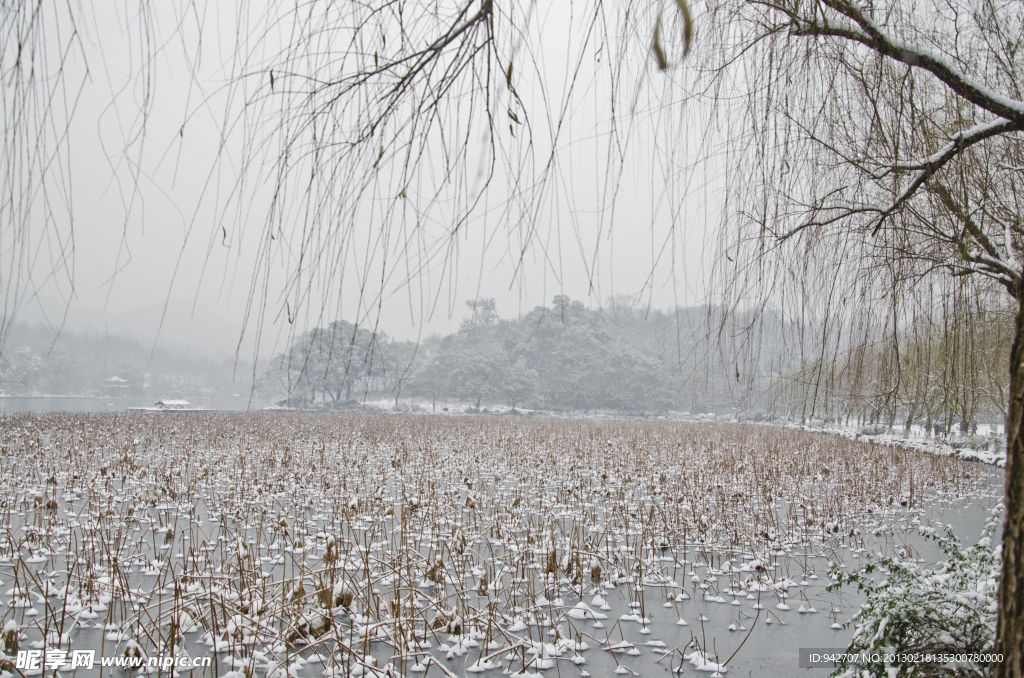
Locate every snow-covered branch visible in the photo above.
<box><xmin>816</xmin><ymin>0</ymin><xmax>1024</xmax><ymax>126</ymax></box>
<box><xmin>872</xmin><ymin>118</ymin><xmax>1020</xmax><ymax>235</ymax></box>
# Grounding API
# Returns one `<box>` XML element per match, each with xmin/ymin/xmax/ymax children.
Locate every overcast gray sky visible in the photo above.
<box><xmin>10</xmin><ymin>0</ymin><xmax>719</xmax><ymax>360</ymax></box>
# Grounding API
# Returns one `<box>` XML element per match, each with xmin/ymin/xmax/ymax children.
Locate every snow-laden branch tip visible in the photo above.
<box><xmin>892</xmin><ymin>118</ymin><xmax>1020</xmax><ymax>172</ymax></box>
<box><xmin>873</xmin><ymin>117</ymin><xmax>1020</xmax><ymax>235</ymax></box>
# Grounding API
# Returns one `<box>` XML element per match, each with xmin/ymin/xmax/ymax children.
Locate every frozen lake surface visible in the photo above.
<box><xmin>0</xmin><ymin>414</ymin><xmax>1002</xmax><ymax>678</ymax></box>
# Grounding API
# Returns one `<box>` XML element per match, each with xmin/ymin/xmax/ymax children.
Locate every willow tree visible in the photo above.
<box><xmin>1</xmin><ymin>4</ymin><xmax>85</xmax><ymax>346</ymax></box>
<box><xmin>696</xmin><ymin>0</ymin><xmax>1024</xmax><ymax>671</ymax></box>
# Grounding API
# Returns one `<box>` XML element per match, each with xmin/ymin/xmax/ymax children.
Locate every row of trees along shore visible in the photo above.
<box><xmin>260</xmin><ymin>291</ymin><xmax>1013</xmax><ymax>431</ymax></box>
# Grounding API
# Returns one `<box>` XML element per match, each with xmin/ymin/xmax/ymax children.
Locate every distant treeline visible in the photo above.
<box><xmin>259</xmin><ymin>296</ymin><xmax>784</xmax><ymax>413</ymax></box>
<box><xmin>3</xmin><ymin>291</ymin><xmax>1004</xmax><ymax>426</ymax></box>
<box><xmin>260</xmin><ymin>293</ymin><xmax>1013</xmax><ymax>426</ymax></box>
<box><xmin>0</xmin><ymin>324</ymin><xmax>250</xmax><ymax>404</ymax></box>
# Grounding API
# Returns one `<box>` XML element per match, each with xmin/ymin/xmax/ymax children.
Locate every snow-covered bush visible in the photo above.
<box><xmin>829</xmin><ymin>508</ymin><xmax>1001</xmax><ymax>678</ymax></box>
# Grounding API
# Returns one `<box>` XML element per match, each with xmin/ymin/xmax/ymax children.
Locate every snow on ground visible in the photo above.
<box><xmin>804</xmin><ymin>424</ymin><xmax>1007</xmax><ymax>467</ymax></box>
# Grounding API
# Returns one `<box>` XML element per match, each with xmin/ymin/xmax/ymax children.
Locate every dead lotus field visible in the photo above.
<box><xmin>0</xmin><ymin>414</ymin><xmax>991</xmax><ymax>677</ymax></box>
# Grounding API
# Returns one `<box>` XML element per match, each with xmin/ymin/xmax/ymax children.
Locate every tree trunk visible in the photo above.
<box><xmin>996</xmin><ymin>293</ymin><xmax>1024</xmax><ymax>678</ymax></box>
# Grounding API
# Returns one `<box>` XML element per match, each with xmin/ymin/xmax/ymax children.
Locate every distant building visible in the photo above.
<box><xmin>128</xmin><ymin>399</ymin><xmax>209</xmax><ymax>413</ymax></box>
<box><xmin>151</xmin><ymin>400</ymin><xmax>193</xmax><ymax>410</ymax></box>
<box><xmin>103</xmin><ymin>376</ymin><xmax>130</xmax><ymax>396</ymax></box>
